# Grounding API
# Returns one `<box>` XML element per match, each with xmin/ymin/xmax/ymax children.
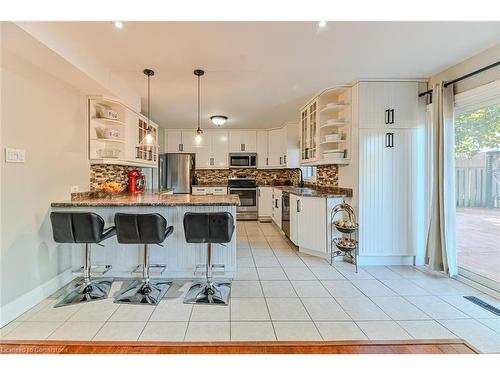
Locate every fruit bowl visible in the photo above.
<box><xmin>99</xmin><ymin>181</ymin><xmax>125</xmax><ymax>194</ymax></box>
<box><xmin>333</xmin><ymin>237</ymin><xmax>358</xmax><ymax>252</ymax></box>
<box><xmin>334</xmin><ymin>220</ymin><xmax>358</xmax><ymax>233</ymax></box>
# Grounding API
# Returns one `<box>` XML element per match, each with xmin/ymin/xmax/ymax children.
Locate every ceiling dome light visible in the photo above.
<box><xmin>318</xmin><ymin>21</ymin><xmax>327</xmax><ymax>28</ymax></box>
<box><xmin>113</xmin><ymin>21</ymin><xmax>124</xmax><ymax>29</ymax></box>
<box><xmin>210</xmin><ymin>115</ymin><xmax>228</xmax><ymax>127</ymax></box>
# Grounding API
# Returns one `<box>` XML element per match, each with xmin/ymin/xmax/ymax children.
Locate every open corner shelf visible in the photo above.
<box><xmin>91</xmin><ymin>117</ymin><xmax>125</xmax><ymax>126</ymax></box>
<box><xmin>90</xmin><ymin>138</ymin><xmax>125</xmax><ymax>144</ymax></box>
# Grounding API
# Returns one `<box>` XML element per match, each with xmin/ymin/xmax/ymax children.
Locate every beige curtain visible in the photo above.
<box><xmin>425</xmin><ymin>82</ymin><xmax>458</xmax><ymax>276</ymax></box>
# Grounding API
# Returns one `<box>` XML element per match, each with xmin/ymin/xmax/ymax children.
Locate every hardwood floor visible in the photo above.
<box><xmin>0</xmin><ymin>339</ymin><xmax>478</xmax><ymax>354</ymax></box>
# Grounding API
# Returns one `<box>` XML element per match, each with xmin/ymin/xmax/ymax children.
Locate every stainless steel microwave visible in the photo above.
<box><xmin>229</xmin><ymin>153</ymin><xmax>257</xmax><ymax>168</ymax></box>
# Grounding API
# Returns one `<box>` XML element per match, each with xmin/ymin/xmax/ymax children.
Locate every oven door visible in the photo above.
<box><xmin>228</xmin><ymin>188</ymin><xmax>257</xmax><ymax>212</ymax></box>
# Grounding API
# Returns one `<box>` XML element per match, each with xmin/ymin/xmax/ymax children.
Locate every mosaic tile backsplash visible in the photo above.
<box><xmin>90</xmin><ymin>164</ymin><xmax>141</xmax><ymax>191</ymax></box>
<box><xmin>194</xmin><ymin>164</ymin><xmax>338</xmax><ymax>188</ymax></box>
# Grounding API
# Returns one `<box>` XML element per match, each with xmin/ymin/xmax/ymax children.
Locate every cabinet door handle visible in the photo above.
<box><xmin>385</xmin><ymin>133</ymin><xmax>390</xmax><ymax>148</ymax></box>
<box><xmin>284</xmin><ymin>155</ymin><xmax>287</xmax><ymax>164</ymax></box>
<box><xmin>297</xmin><ymin>199</ymin><xmax>300</xmax><ymax>212</ymax></box>
<box><xmin>279</xmin><ymin>156</ymin><xmax>282</xmax><ymax>165</ymax></box>
<box><xmin>241</xmin><ymin>143</ymin><xmax>245</xmax><ymax>151</ymax></box>
<box><xmin>266</xmin><ymin>157</ymin><xmax>269</xmax><ymax>166</ymax></box>
<box><xmin>258</xmin><ymin>189</ymin><xmax>261</xmax><ymax>197</ymax></box>
<box><xmin>210</xmin><ymin>157</ymin><xmax>214</xmax><ymax>166</ymax></box>
<box><xmin>385</xmin><ymin>109</ymin><xmax>389</xmax><ymax>124</ymax></box>
<box><xmin>390</xmin><ymin>109</ymin><xmax>395</xmax><ymax>124</ymax></box>
<box><xmin>178</xmin><ymin>144</ymin><xmax>182</xmax><ymax>151</ymax></box>
<box><xmin>390</xmin><ymin>132</ymin><xmax>394</xmax><ymax>147</ymax></box>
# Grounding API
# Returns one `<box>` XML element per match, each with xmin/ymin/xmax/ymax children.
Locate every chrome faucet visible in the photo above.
<box><xmin>293</xmin><ymin>168</ymin><xmax>304</xmax><ymax>188</ymax></box>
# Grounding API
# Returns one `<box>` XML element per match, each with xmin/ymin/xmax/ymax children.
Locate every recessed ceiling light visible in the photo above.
<box><xmin>210</xmin><ymin>115</ymin><xmax>228</xmax><ymax>127</ymax></box>
<box><xmin>318</xmin><ymin>21</ymin><xmax>327</xmax><ymax>28</ymax></box>
<box><xmin>113</xmin><ymin>21</ymin><xmax>124</xmax><ymax>29</ymax></box>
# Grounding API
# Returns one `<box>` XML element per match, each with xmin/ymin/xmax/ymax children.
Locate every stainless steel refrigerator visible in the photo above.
<box><xmin>158</xmin><ymin>153</ymin><xmax>195</xmax><ymax>193</ymax></box>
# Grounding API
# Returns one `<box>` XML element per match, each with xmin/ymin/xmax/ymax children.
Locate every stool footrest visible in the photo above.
<box><xmin>132</xmin><ymin>264</ymin><xmax>166</xmax><ymax>277</ymax></box>
<box><xmin>72</xmin><ymin>265</ymin><xmax>112</xmax><ymax>277</ymax></box>
<box><xmin>194</xmin><ymin>263</ymin><xmax>225</xmax><ymax>276</ymax></box>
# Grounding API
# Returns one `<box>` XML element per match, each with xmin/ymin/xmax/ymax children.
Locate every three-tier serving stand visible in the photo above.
<box><xmin>330</xmin><ymin>202</ymin><xmax>358</xmax><ymax>273</ymax></box>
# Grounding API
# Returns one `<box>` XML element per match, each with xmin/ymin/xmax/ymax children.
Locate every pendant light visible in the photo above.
<box><xmin>194</xmin><ymin>69</ymin><xmax>204</xmax><ymax>135</ymax></box>
<box><xmin>139</xmin><ymin>68</ymin><xmax>156</xmax><ymax>146</ymax></box>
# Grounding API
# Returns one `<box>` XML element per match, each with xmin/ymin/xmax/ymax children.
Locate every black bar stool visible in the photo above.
<box><xmin>50</xmin><ymin>212</ymin><xmax>116</xmax><ymax>307</ymax></box>
<box><xmin>114</xmin><ymin>213</ymin><xmax>173</xmax><ymax>305</ymax></box>
<box><xmin>183</xmin><ymin>212</ymin><xmax>235</xmax><ymax>305</ymax></box>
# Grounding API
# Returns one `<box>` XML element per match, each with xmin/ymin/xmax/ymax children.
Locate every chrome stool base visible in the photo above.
<box><xmin>54</xmin><ymin>278</ymin><xmax>113</xmax><ymax>308</ymax></box>
<box><xmin>184</xmin><ymin>280</ymin><xmax>231</xmax><ymax>305</ymax></box>
<box><xmin>114</xmin><ymin>279</ymin><xmax>171</xmax><ymax>305</ymax></box>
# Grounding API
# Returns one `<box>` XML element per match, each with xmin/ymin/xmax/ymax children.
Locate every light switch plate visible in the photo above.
<box><xmin>5</xmin><ymin>148</ymin><xmax>25</xmax><ymax>163</ymax></box>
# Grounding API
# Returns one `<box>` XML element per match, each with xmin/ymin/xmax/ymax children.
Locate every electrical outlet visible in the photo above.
<box><xmin>71</xmin><ymin>186</ymin><xmax>79</xmax><ymax>193</ymax></box>
<box><xmin>5</xmin><ymin>148</ymin><xmax>25</xmax><ymax>163</ymax></box>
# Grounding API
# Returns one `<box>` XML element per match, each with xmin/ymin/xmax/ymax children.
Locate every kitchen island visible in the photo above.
<box><xmin>51</xmin><ymin>193</ymin><xmax>240</xmax><ymax>279</ymax></box>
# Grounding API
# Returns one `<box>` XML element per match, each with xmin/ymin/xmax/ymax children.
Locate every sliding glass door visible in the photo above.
<box><xmin>454</xmin><ymin>94</ymin><xmax>500</xmax><ymax>290</ymax></box>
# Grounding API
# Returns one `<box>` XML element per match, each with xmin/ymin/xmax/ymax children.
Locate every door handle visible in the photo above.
<box><xmin>279</xmin><ymin>156</ymin><xmax>282</xmax><ymax>165</ymax></box>
<box><xmin>385</xmin><ymin>133</ymin><xmax>390</xmax><ymax>148</ymax></box>
<box><xmin>297</xmin><ymin>199</ymin><xmax>300</xmax><ymax>212</ymax></box>
<box><xmin>390</xmin><ymin>132</ymin><xmax>394</xmax><ymax>147</ymax></box>
<box><xmin>266</xmin><ymin>157</ymin><xmax>268</xmax><ymax>166</ymax></box>
<box><xmin>385</xmin><ymin>109</ymin><xmax>389</xmax><ymax>125</ymax></box>
<box><xmin>241</xmin><ymin>143</ymin><xmax>245</xmax><ymax>151</ymax></box>
<box><xmin>284</xmin><ymin>155</ymin><xmax>287</xmax><ymax>164</ymax></box>
<box><xmin>210</xmin><ymin>157</ymin><xmax>214</xmax><ymax>166</ymax></box>
<box><xmin>178</xmin><ymin>144</ymin><xmax>182</xmax><ymax>151</ymax></box>
<box><xmin>390</xmin><ymin>109</ymin><xmax>395</xmax><ymax>124</ymax></box>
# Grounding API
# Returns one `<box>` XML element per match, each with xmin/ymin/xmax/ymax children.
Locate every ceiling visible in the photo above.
<box><xmin>31</xmin><ymin>21</ymin><xmax>500</xmax><ymax>129</ymax></box>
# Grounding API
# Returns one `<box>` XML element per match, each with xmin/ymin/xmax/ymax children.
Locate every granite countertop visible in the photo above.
<box><xmin>51</xmin><ymin>192</ymin><xmax>241</xmax><ymax>207</ymax></box>
<box><xmin>268</xmin><ymin>185</ymin><xmax>352</xmax><ymax>198</ymax></box>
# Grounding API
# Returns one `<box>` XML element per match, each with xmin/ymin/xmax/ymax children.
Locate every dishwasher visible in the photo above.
<box><xmin>281</xmin><ymin>191</ymin><xmax>290</xmax><ymax>238</ymax></box>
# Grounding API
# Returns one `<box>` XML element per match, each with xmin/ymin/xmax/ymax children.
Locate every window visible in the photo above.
<box><xmin>301</xmin><ymin>166</ymin><xmax>317</xmax><ymax>182</ymax></box>
<box><xmin>454</xmin><ymin>81</ymin><xmax>500</xmax><ymax>290</ymax></box>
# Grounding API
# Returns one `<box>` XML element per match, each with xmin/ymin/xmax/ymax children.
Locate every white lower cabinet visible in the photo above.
<box><xmin>192</xmin><ymin>186</ymin><xmax>228</xmax><ymax>196</ymax></box>
<box><xmin>289</xmin><ymin>194</ymin><xmax>300</xmax><ymax>245</ymax></box>
<box><xmin>296</xmin><ymin>196</ymin><xmax>328</xmax><ymax>254</ymax></box>
<box><xmin>258</xmin><ymin>187</ymin><xmax>273</xmax><ymax>219</ymax></box>
<box><xmin>272</xmin><ymin>188</ymin><xmax>282</xmax><ymax>229</ymax></box>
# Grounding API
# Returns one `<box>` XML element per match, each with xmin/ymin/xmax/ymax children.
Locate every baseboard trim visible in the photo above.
<box><xmin>0</xmin><ymin>269</ymin><xmax>75</xmax><ymax>328</ymax></box>
<box><xmin>357</xmin><ymin>256</ymin><xmax>415</xmax><ymax>266</ymax></box>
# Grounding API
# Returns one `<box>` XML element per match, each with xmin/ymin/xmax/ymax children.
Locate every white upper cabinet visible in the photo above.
<box><xmin>257</xmin><ymin>130</ymin><xmax>269</xmax><ymax>168</ymax></box>
<box><xmin>300</xmin><ymin>87</ymin><xmax>352</xmax><ymax>165</ymax></box>
<box><xmin>229</xmin><ymin>130</ymin><xmax>257</xmax><ymax>153</ymax></box>
<box><xmin>358</xmin><ymin>81</ymin><xmax>421</xmax><ymax>129</ymax></box>
<box><xmin>210</xmin><ymin>131</ymin><xmax>229</xmax><ymax>168</ymax></box>
<box><xmin>268</xmin><ymin>128</ymin><xmax>285</xmax><ymax>167</ymax></box>
<box><xmin>166</xmin><ymin>130</ymin><xmax>183</xmax><ymax>152</ymax></box>
<box><xmin>88</xmin><ymin>97</ymin><xmax>158</xmax><ymax>168</ymax></box>
<box><xmin>193</xmin><ymin>131</ymin><xmax>229</xmax><ymax>169</ymax></box>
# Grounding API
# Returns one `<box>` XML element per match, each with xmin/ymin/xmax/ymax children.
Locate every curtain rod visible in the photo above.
<box><xmin>418</xmin><ymin>60</ymin><xmax>500</xmax><ymax>97</ymax></box>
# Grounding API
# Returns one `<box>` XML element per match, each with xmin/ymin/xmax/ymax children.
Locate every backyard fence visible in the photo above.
<box><xmin>456</xmin><ymin>166</ymin><xmax>499</xmax><ymax>207</ymax></box>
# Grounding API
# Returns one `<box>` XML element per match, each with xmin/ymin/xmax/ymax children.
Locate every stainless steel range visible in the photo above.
<box><xmin>228</xmin><ymin>176</ymin><xmax>258</xmax><ymax>220</ymax></box>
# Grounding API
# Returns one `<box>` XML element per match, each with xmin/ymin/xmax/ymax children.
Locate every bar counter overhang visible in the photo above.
<box><xmin>50</xmin><ymin>193</ymin><xmax>240</xmax><ymax>279</ymax></box>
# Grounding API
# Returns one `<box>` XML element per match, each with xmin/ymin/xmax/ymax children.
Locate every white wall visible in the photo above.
<box><xmin>430</xmin><ymin>44</ymin><xmax>500</xmax><ymax>93</ymax></box>
<box><xmin>0</xmin><ymin>43</ymin><xmax>89</xmax><ymax>324</ymax></box>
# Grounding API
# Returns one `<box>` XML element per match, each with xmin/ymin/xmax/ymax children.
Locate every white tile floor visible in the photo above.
<box><xmin>1</xmin><ymin>220</ymin><xmax>500</xmax><ymax>353</ymax></box>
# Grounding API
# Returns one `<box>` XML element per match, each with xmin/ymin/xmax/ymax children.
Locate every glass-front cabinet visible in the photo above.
<box><xmin>300</xmin><ymin>98</ymin><xmax>319</xmax><ymax>163</ymax></box>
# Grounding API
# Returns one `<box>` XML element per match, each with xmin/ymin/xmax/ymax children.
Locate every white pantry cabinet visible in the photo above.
<box><xmin>358</xmin><ymin>81</ymin><xmax>421</xmax><ymax>129</ymax></box>
<box><xmin>258</xmin><ymin>187</ymin><xmax>273</xmax><ymax>219</ymax></box>
<box><xmin>358</xmin><ymin>127</ymin><xmax>424</xmax><ymax>257</ymax></box>
<box><xmin>229</xmin><ymin>130</ymin><xmax>257</xmax><ymax>153</ymax></box>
